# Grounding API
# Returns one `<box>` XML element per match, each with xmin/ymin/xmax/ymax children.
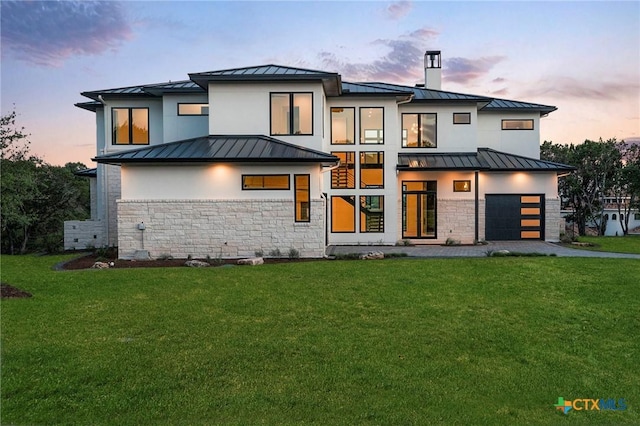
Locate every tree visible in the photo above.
<box><xmin>612</xmin><ymin>141</ymin><xmax>640</xmax><ymax>235</ymax></box>
<box><xmin>541</xmin><ymin>139</ymin><xmax>622</xmax><ymax>236</ymax></box>
<box><xmin>1</xmin><ymin>109</ymin><xmax>90</xmax><ymax>254</ymax></box>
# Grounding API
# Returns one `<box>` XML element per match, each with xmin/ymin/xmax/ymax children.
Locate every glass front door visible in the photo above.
<box><xmin>402</xmin><ymin>181</ymin><xmax>436</xmax><ymax>238</ymax></box>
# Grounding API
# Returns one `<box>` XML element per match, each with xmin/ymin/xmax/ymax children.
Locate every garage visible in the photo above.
<box><xmin>485</xmin><ymin>194</ymin><xmax>544</xmax><ymax>240</ymax></box>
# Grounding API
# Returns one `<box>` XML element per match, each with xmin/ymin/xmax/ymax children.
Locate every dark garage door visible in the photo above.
<box><xmin>485</xmin><ymin>194</ymin><xmax>544</xmax><ymax>240</ymax></box>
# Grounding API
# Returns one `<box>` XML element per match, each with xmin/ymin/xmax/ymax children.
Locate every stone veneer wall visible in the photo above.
<box><xmin>545</xmin><ymin>198</ymin><xmax>561</xmax><ymax>241</ymax></box>
<box><xmin>63</xmin><ymin>220</ymin><xmax>105</xmax><ymax>250</ymax></box>
<box><xmin>117</xmin><ymin>199</ymin><xmax>326</xmax><ymax>259</ymax></box>
<box><xmin>436</xmin><ymin>199</ymin><xmax>477</xmax><ymax>244</ymax></box>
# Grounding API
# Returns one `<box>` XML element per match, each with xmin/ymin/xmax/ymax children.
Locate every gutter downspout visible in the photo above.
<box><xmin>97</xmin><ymin>95</ymin><xmax>109</xmax><ymax>247</ymax></box>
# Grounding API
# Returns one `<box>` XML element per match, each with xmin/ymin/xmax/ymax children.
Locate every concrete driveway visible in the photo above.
<box><xmin>326</xmin><ymin>241</ymin><xmax>640</xmax><ymax>259</ymax></box>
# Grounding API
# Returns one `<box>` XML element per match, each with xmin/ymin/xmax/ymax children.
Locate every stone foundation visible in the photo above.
<box><xmin>64</xmin><ymin>220</ymin><xmax>105</xmax><ymax>250</ymax></box>
<box><xmin>545</xmin><ymin>198</ymin><xmax>561</xmax><ymax>241</ymax></box>
<box><xmin>117</xmin><ymin>199</ymin><xmax>325</xmax><ymax>259</ymax></box>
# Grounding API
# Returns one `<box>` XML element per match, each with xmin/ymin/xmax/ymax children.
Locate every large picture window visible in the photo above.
<box><xmin>112</xmin><ymin>108</ymin><xmax>149</xmax><ymax>145</ymax></box>
<box><xmin>331</xmin><ymin>196</ymin><xmax>356</xmax><ymax>233</ymax></box>
<box><xmin>360</xmin><ymin>196</ymin><xmax>384</xmax><ymax>233</ymax></box>
<box><xmin>402</xmin><ymin>181</ymin><xmax>437</xmax><ymax>238</ymax></box>
<box><xmin>359</xmin><ymin>152</ymin><xmax>384</xmax><ymax>189</ymax></box>
<box><xmin>331</xmin><ymin>107</ymin><xmax>355</xmax><ymax>144</ymax></box>
<box><xmin>294</xmin><ymin>174</ymin><xmax>310</xmax><ymax>222</ymax></box>
<box><xmin>331</xmin><ymin>152</ymin><xmax>355</xmax><ymax>189</ymax></box>
<box><xmin>360</xmin><ymin>107</ymin><xmax>384</xmax><ymax>144</ymax></box>
<box><xmin>271</xmin><ymin>93</ymin><xmax>313</xmax><ymax>135</ymax></box>
<box><xmin>402</xmin><ymin>113</ymin><xmax>436</xmax><ymax>147</ymax></box>
<box><xmin>242</xmin><ymin>175</ymin><xmax>290</xmax><ymax>190</ymax></box>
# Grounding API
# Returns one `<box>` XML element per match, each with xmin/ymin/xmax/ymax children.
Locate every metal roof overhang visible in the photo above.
<box><xmin>189</xmin><ymin>73</ymin><xmax>342</xmax><ymax>96</ymax></box>
<box><xmin>397</xmin><ymin>148</ymin><xmax>575</xmax><ymax>173</ymax></box>
<box><xmin>93</xmin><ymin>135</ymin><xmax>340</xmax><ymax>167</ymax></box>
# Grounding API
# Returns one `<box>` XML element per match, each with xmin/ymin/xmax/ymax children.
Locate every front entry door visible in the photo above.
<box><xmin>402</xmin><ymin>181</ymin><xmax>436</xmax><ymax>239</ymax></box>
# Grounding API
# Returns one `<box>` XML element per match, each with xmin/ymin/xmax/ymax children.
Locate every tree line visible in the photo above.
<box><xmin>541</xmin><ymin>138</ymin><xmax>640</xmax><ymax>236</ymax></box>
<box><xmin>1</xmin><ymin>110</ymin><xmax>90</xmax><ymax>254</ymax></box>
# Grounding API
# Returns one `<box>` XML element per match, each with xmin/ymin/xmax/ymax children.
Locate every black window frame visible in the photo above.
<box><xmin>294</xmin><ymin>174</ymin><xmax>310</xmax><ymax>223</ymax></box>
<box><xmin>177</xmin><ymin>103</ymin><xmax>209</xmax><ymax>116</ymax></box>
<box><xmin>330</xmin><ymin>107</ymin><xmax>356</xmax><ymax>145</ymax></box>
<box><xmin>112</xmin><ymin>107</ymin><xmax>149</xmax><ymax>145</ymax></box>
<box><xmin>331</xmin><ymin>195</ymin><xmax>356</xmax><ymax>233</ymax></box>
<box><xmin>453</xmin><ymin>180</ymin><xmax>471</xmax><ymax>192</ymax></box>
<box><xmin>359</xmin><ymin>151</ymin><xmax>384</xmax><ymax>189</ymax></box>
<box><xmin>270</xmin><ymin>92</ymin><xmax>314</xmax><ymax>136</ymax></box>
<box><xmin>241</xmin><ymin>174</ymin><xmax>290</xmax><ymax>190</ymax></box>
<box><xmin>401</xmin><ymin>113</ymin><xmax>437</xmax><ymax>148</ymax></box>
<box><xmin>501</xmin><ymin>119</ymin><xmax>534</xmax><ymax>130</ymax></box>
<box><xmin>331</xmin><ymin>151</ymin><xmax>356</xmax><ymax>189</ymax></box>
<box><xmin>359</xmin><ymin>107</ymin><xmax>384</xmax><ymax>144</ymax></box>
<box><xmin>360</xmin><ymin>195</ymin><xmax>385</xmax><ymax>233</ymax></box>
<box><xmin>453</xmin><ymin>112</ymin><xmax>471</xmax><ymax>125</ymax></box>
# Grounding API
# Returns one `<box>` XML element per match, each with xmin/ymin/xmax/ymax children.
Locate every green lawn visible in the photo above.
<box><xmin>2</xmin><ymin>255</ymin><xmax>639</xmax><ymax>425</ymax></box>
<box><xmin>574</xmin><ymin>235</ymin><xmax>640</xmax><ymax>254</ymax></box>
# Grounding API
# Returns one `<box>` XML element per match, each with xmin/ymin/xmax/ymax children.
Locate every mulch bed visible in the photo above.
<box><xmin>61</xmin><ymin>253</ymin><xmax>323</xmax><ymax>270</ymax></box>
<box><xmin>1</xmin><ymin>283</ymin><xmax>32</xmax><ymax>299</ymax></box>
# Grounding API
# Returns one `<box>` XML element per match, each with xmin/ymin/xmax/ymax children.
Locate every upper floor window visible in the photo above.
<box><xmin>331</xmin><ymin>107</ymin><xmax>355</xmax><ymax>144</ymax></box>
<box><xmin>271</xmin><ymin>93</ymin><xmax>313</xmax><ymax>135</ymax></box>
<box><xmin>360</xmin><ymin>107</ymin><xmax>384</xmax><ymax>144</ymax></box>
<box><xmin>331</xmin><ymin>152</ymin><xmax>355</xmax><ymax>189</ymax></box>
<box><xmin>112</xmin><ymin>108</ymin><xmax>149</xmax><ymax>145</ymax></box>
<box><xmin>502</xmin><ymin>119</ymin><xmax>534</xmax><ymax>130</ymax></box>
<box><xmin>178</xmin><ymin>103</ymin><xmax>209</xmax><ymax>116</ymax></box>
<box><xmin>360</xmin><ymin>152</ymin><xmax>384</xmax><ymax>189</ymax></box>
<box><xmin>402</xmin><ymin>113</ymin><xmax>436</xmax><ymax>147</ymax></box>
<box><xmin>453</xmin><ymin>113</ymin><xmax>471</xmax><ymax>125</ymax></box>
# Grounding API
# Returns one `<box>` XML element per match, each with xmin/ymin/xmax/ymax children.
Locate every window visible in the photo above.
<box><xmin>502</xmin><ymin>119</ymin><xmax>534</xmax><ymax>130</ymax></box>
<box><xmin>604</xmin><ymin>214</ymin><xmax>609</xmax><ymax>221</ymax></box>
<box><xmin>178</xmin><ymin>103</ymin><xmax>209</xmax><ymax>116</ymax></box>
<box><xmin>453</xmin><ymin>180</ymin><xmax>471</xmax><ymax>192</ymax></box>
<box><xmin>360</xmin><ymin>196</ymin><xmax>384</xmax><ymax>233</ymax></box>
<box><xmin>270</xmin><ymin>93</ymin><xmax>313</xmax><ymax>135</ymax></box>
<box><xmin>294</xmin><ymin>174</ymin><xmax>310</xmax><ymax>222</ymax></box>
<box><xmin>612</xmin><ymin>214</ymin><xmax>617</xmax><ymax>220</ymax></box>
<box><xmin>331</xmin><ymin>196</ymin><xmax>356</xmax><ymax>232</ymax></box>
<box><xmin>331</xmin><ymin>107</ymin><xmax>355</xmax><ymax>144</ymax></box>
<box><xmin>242</xmin><ymin>175</ymin><xmax>289</xmax><ymax>190</ymax></box>
<box><xmin>402</xmin><ymin>113</ymin><xmax>436</xmax><ymax>147</ymax></box>
<box><xmin>360</xmin><ymin>152</ymin><xmax>384</xmax><ymax>189</ymax></box>
<box><xmin>402</xmin><ymin>181</ymin><xmax>437</xmax><ymax>238</ymax></box>
<box><xmin>453</xmin><ymin>113</ymin><xmax>471</xmax><ymax>124</ymax></box>
<box><xmin>331</xmin><ymin>152</ymin><xmax>355</xmax><ymax>189</ymax></box>
<box><xmin>112</xmin><ymin>108</ymin><xmax>149</xmax><ymax>145</ymax></box>
<box><xmin>360</xmin><ymin>107</ymin><xmax>384</xmax><ymax>144</ymax></box>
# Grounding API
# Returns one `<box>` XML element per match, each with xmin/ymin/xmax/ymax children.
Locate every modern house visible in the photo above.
<box><xmin>64</xmin><ymin>51</ymin><xmax>574</xmax><ymax>258</ymax></box>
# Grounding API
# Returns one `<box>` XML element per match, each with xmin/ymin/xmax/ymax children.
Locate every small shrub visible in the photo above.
<box><xmin>445</xmin><ymin>237</ymin><xmax>461</xmax><ymax>246</ymax></box>
<box><xmin>386</xmin><ymin>252</ymin><xmax>408</xmax><ymax>258</ymax></box>
<box><xmin>287</xmin><ymin>248</ymin><xmax>300</xmax><ymax>259</ymax></box>
<box><xmin>333</xmin><ymin>253</ymin><xmax>361</xmax><ymax>260</ymax></box>
<box><xmin>255</xmin><ymin>249</ymin><xmax>264</xmax><ymax>257</ymax></box>
<box><xmin>268</xmin><ymin>248</ymin><xmax>282</xmax><ymax>258</ymax></box>
<box><xmin>157</xmin><ymin>253</ymin><xmax>174</xmax><ymax>261</ymax></box>
<box><xmin>395</xmin><ymin>239</ymin><xmax>413</xmax><ymax>246</ymax></box>
<box><xmin>187</xmin><ymin>254</ymin><xmax>193</xmax><ymax>261</ymax></box>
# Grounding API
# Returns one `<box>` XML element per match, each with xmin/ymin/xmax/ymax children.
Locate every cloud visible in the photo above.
<box><xmin>1</xmin><ymin>1</ymin><xmax>134</xmax><ymax>67</ymax></box>
<box><xmin>519</xmin><ymin>76</ymin><xmax>640</xmax><ymax>102</ymax></box>
<box><xmin>384</xmin><ymin>1</ymin><xmax>413</xmax><ymax>20</ymax></box>
<box><xmin>491</xmin><ymin>88</ymin><xmax>509</xmax><ymax>96</ymax></box>
<box><xmin>443</xmin><ymin>56</ymin><xmax>506</xmax><ymax>84</ymax></box>
<box><xmin>318</xmin><ymin>27</ymin><xmax>439</xmax><ymax>83</ymax></box>
<box><xmin>492</xmin><ymin>77</ymin><xmax>506</xmax><ymax>83</ymax></box>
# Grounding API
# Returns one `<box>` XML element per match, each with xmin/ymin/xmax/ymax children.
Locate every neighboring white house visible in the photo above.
<box><xmin>64</xmin><ymin>51</ymin><xmax>574</xmax><ymax>258</ymax></box>
<box><xmin>601</xmin><ymin>197</ymin><xmax>640</xmax><ymax>236</ymax></box>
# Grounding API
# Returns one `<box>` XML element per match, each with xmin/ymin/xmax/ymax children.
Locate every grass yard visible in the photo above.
<box><xmin>2</xmin><ymin>255</ymin><xmax>639</xmax><ymax>425</ymax></box>
<box><xmin>573</xmin><ymin>235</ymin><xmax>640</xmax><ymax>254</ymax></box>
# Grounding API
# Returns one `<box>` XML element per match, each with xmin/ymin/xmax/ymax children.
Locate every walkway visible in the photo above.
<box><xmin>326</xmin><ymin>241</ymin><xmax>640</xmax><ymax>259</ymax></box>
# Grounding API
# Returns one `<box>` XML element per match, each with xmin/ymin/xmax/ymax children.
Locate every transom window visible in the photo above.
<box><xmin>402</xmin><ymin>113</ymin><xmax>436</xmax><ymax>147</ymax></box>
<box><xmin>359</xmin><ymin>152</ymin><xmax>384</xmax><ymax>189</ymax></box>
<box><xmin>178</xmin><ymin>103</ymin><xmax>209</xmax><ymax>116</ymax></box>
<box><xmin>331</xmin><ymin>107</ymin><xmax>355</xmax><ymax>144</ymax></box>
<box><xmin>242</xmin><ymin>175</ymin><xmax>290</xmax><ymax>190</ymax></box>
<box><xmin>271</xmin><ymin>93</ymin><xmax>313</xmax><ymax>135</ymax></box>
<box><xmin>112</xmin><ymin>108</ymin><xmax>149</xmax><ymax>145</ymax></box>
<box><xmin>360</xmin><ymin>107</ymin><xmax>384</xmax><ymax>144</ymax></box>
<box><xmin>502</xmin><ymin>119</ymin><xmax>534</xmax><ymax>130</ymax></box>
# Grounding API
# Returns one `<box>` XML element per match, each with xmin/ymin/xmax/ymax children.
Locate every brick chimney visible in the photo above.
<box><xmin>424</xmin><ymin>50</ymin><xmax>441</xmax><ymax>90</ymax></box>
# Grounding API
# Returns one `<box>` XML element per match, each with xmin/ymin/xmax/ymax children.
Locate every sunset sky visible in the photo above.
<box><xmin>1</xmin><ymin>0</ymin><xmax>639</xmax><ymax>167</ymax></box>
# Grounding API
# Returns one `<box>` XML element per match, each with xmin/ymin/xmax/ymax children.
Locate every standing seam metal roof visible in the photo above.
<box><xmin>92</xmin><ymin>135</ymin><xmax>340</xmax><ymax>165</ymax></box>
<box><xmin>397</xmin><ymin>148</ymin><xmax>574</xmax><ymax>172</ymax></box>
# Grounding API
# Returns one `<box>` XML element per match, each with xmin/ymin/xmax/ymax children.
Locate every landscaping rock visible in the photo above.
<box><xmin>493</xmin><ymin>250</ymin><xmax>510</xmax><ymax>256</ymax></box>
<box><xmin>237</xmin><ymin>257</ymin><xmax>264</xmax><ymax>266</ymax></box>
<box><xmin>184</xmin><ymin>260</ymin><xmax>210</xmax><ymax>267</ymax></box>
<box><xmin>359</xmin><ymin>251</ymin><xmax>385</xmax><ymax>260</ymax></box>
<box><xmin>91</xmin><ymin>261</ymin><xmax>111</xmax><ymax>269</ymax></box>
